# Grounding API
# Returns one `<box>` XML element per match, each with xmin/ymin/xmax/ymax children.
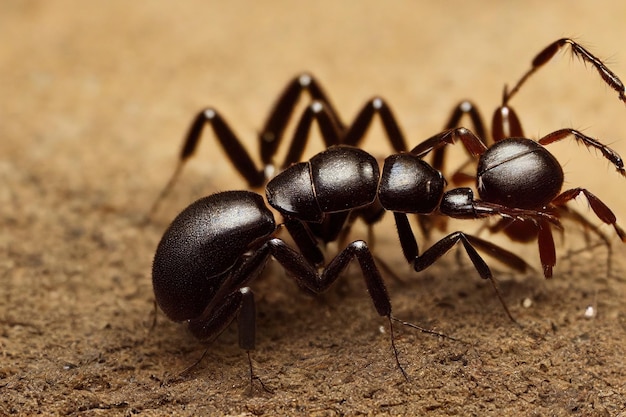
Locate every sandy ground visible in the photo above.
<box><xmin>2</xmin><ymin>1</ymin><xmax>626</xmax><ymax>415</ymax></box>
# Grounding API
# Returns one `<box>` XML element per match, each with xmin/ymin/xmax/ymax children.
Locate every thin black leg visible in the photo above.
<box><xmin>342</xmin><ymin>97</ymin><xmax>408</xmax><ymax>152</ymax></box>
<box><xmin>260</xmin><ymin>73</ymin><xmax>344</xmax><ymax>165</ymax></box>
<box><xmin>412</xmin><ymin>231</ymin><xmax>518</xmax><ymax>324</ymax></box>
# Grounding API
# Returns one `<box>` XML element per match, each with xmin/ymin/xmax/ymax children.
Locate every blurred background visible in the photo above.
<box><xmin>2</xmin><ymin>1</ymin><xmax>625</xmax><ymax>415</ymax></box>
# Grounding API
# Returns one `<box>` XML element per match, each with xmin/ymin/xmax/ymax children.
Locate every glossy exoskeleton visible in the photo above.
<box><xmin>151</xmin><ymin>38</ymin><xmax>626</xmax><ymax>384</ymax></box>
<box><xmin>413</xmin><ymin>128</ymin><xmax>626</xmax><ymax>278</ymax></box>
<box><xmin>152</xmin><ymin>142</ymin><xmax>552</xmax><ymax>381</ymax></box>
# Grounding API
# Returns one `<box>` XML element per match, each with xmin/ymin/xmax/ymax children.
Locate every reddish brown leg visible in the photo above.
<box><xmin>430</xmin><ymin>100</ymin><xmax>487</xmax><ymax>170</ymax></box>
<box><xmin>432</xmin><ymin>101</ymin><xmax>489</xmax><ymax>183</ymax></box>
<box><xmin>537</xmin><ymin>220</ymin><xmax>557</xmax><ymax>278</ymax></box>
<box><xmin>552</xmin><ymin>188</ymin><xmax>626</xmax><ymax>241</ymax></box>
<box><xmin>417</xmin><ymin>103</ymin><xmax>489</xmax><ymax>238</ymax></box>
<box><xmin>491</xmin><ymin>100</ymin><xmax>525</xmax><ymax>142</ymax></box>
<box><xmin>538</xmin><ymin>129</ymin><xmax>625</xmax><ymax>177</ymax></box>
<box><xmin>504</xmin><ymin>38</ymin><xmax>626</xmax><ymax>106</ymax></box>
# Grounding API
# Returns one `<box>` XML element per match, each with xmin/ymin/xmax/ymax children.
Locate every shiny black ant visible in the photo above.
<box><xmin>152</xmin><ymin>137</ymin><xmax>565</xmax><ymax>384</ymax></box>
<box><xmin>151</xmin><ymin>126</ymin><xmax>559</xmax><ymax>385</ymax></box>
<box><xmin>150</xmin><ymin>38</ymin><xmax>626</xmax><ymax>384</ymax></box>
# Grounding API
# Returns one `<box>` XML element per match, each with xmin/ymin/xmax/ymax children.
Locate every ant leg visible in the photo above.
<box><xmin>537</xmin><ymin>220</ymin><xmax>556</xmax><ymax>278</ymax></box>
<box><xmin>267</xmin><ymin>239</ymin><xmax>390</xmax><ymax>313</ymax></box>
<box><xmin>443</xmin><ymin>101</ymin><xmax>488</xmax><ymax>140</ymax></box>
<box><xmin>393</xmin><ymin>212</ymin><xmax>527</xmax><ymax>322</ymax></box>
<box><xmin>305</xmin><ymin>212</ymin><xmax>351</xmax><ymax>244</ymax></box>
<box><xmin>431</xmin><ymin>100</ymin><xmax>488</xmax><ymax>171</ymax></box>
<box><xmin>552</xmin><ymin>188</ymin><xmax>626</xmax><ymax>241</ymax></box>
<box><xmin>417</xmin><ymin>101</ymin><xmax>488</xmax><ymax>238</ymax></box>
<box><xmin>148</xmin><ymin>109</ymin><xmax>266</xmax><ymax>217</ymax></box>
<box><xmin>187</xmin><ymin>289</ymin><xmax>249</xmax><ymax>342</ymax></box>
<box><xmin>411</xmin><ymin>231</ymin><xmax>519</xmax><ymax>324</ymax></box>
<box><xmin>260</xmin><ymin>73</ymin><xmax>344</xmax><ymax>166</ymax></box>
<box><xmin>186</xmin><ymin>287</ymin><xmax>270</xmax><ymax>393</ymax></box>
<box><xmin>505</xmin><ymin>38</ymin><xmax>626</xmax><ymax>105</ymax></box>
<box><xmin>266</xmin><ymin>238</ymin><xmax>409</xmax><ymax>379</ymax></box>
<box><xmin>538</xmin><ymin>129</ymin><xmax>625</xmax><ymax>176</ymax></box>
<box><xmin>238</xmin><ymin>290</ymin><xmax>272</xmax><ymax>394</ymax></box>
<box><xmin>491</xmin><ymin>99</ymin><xmax>525</xmax><ymax>142</ymax></box>
<box><xmin>179</xmin><ymin>110</ymin><xmax>265</xmax><ymax>186</ymax></box>
<box><xmin>342</xmin><ymin>97</ymin><xmax>408</xmax><ymax>152</ymax></box>
<box><xmin>410</xmin><ymin>128</ymin><xmax>488</xmax><ymax>159</ymax></box>
<box><xmin>463</xmin><ymin>235</ymin><xmax>529</xmax><ymax>273</ymax></box>
<box><xmin>394</xmin><ymin>212</ymin><xmax>529</xmax><ymax>273</ymax></box>
<box><xmin>150</xmin><ymin>74</ymin><xmax>341</xmax><ymax>218</ymax></box>
<box><xmin>279</xmin><ymin>101</ymin><xmax>343</xmax><ymax>170</ymax></box>
<box><xmin>393</xmin><ymin>212</ymin><xmax>419</xmax><ymax>264</ymax></box>
<box><xmin>555</xmin><ymin>205</ymin><xmax>615</xmax><ymax>279</ymax></box>
<box><xmin>283</xmin><ymin>218</ymin><xmax>325</xmax><ymax>266</ymax></box>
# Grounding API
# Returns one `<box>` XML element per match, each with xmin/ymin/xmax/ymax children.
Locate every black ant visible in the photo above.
<box><xmin>152</xmin><ymin>134</ymin><xmax>567</xmax><ymax>384</ymax></box>
<box><xmin>150</xmin><ymin>38</ymin><xmax>626</xmax><ymax>385</ymax></box>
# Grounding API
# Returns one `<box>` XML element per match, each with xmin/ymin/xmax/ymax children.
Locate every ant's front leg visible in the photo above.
<box><xmin>538</xmin><ymin>129</ymin><xmax>625</xmax><ymax>177</ymax></box>
<box><xmin>431</xmin><ymin>100</ymin><xmax>488</xmax><ymax>172</ymax></box>
<box><xmin>417</xmin><ymin>101</ymin><xmax>489</xmax><ymax>238</ymax></box>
